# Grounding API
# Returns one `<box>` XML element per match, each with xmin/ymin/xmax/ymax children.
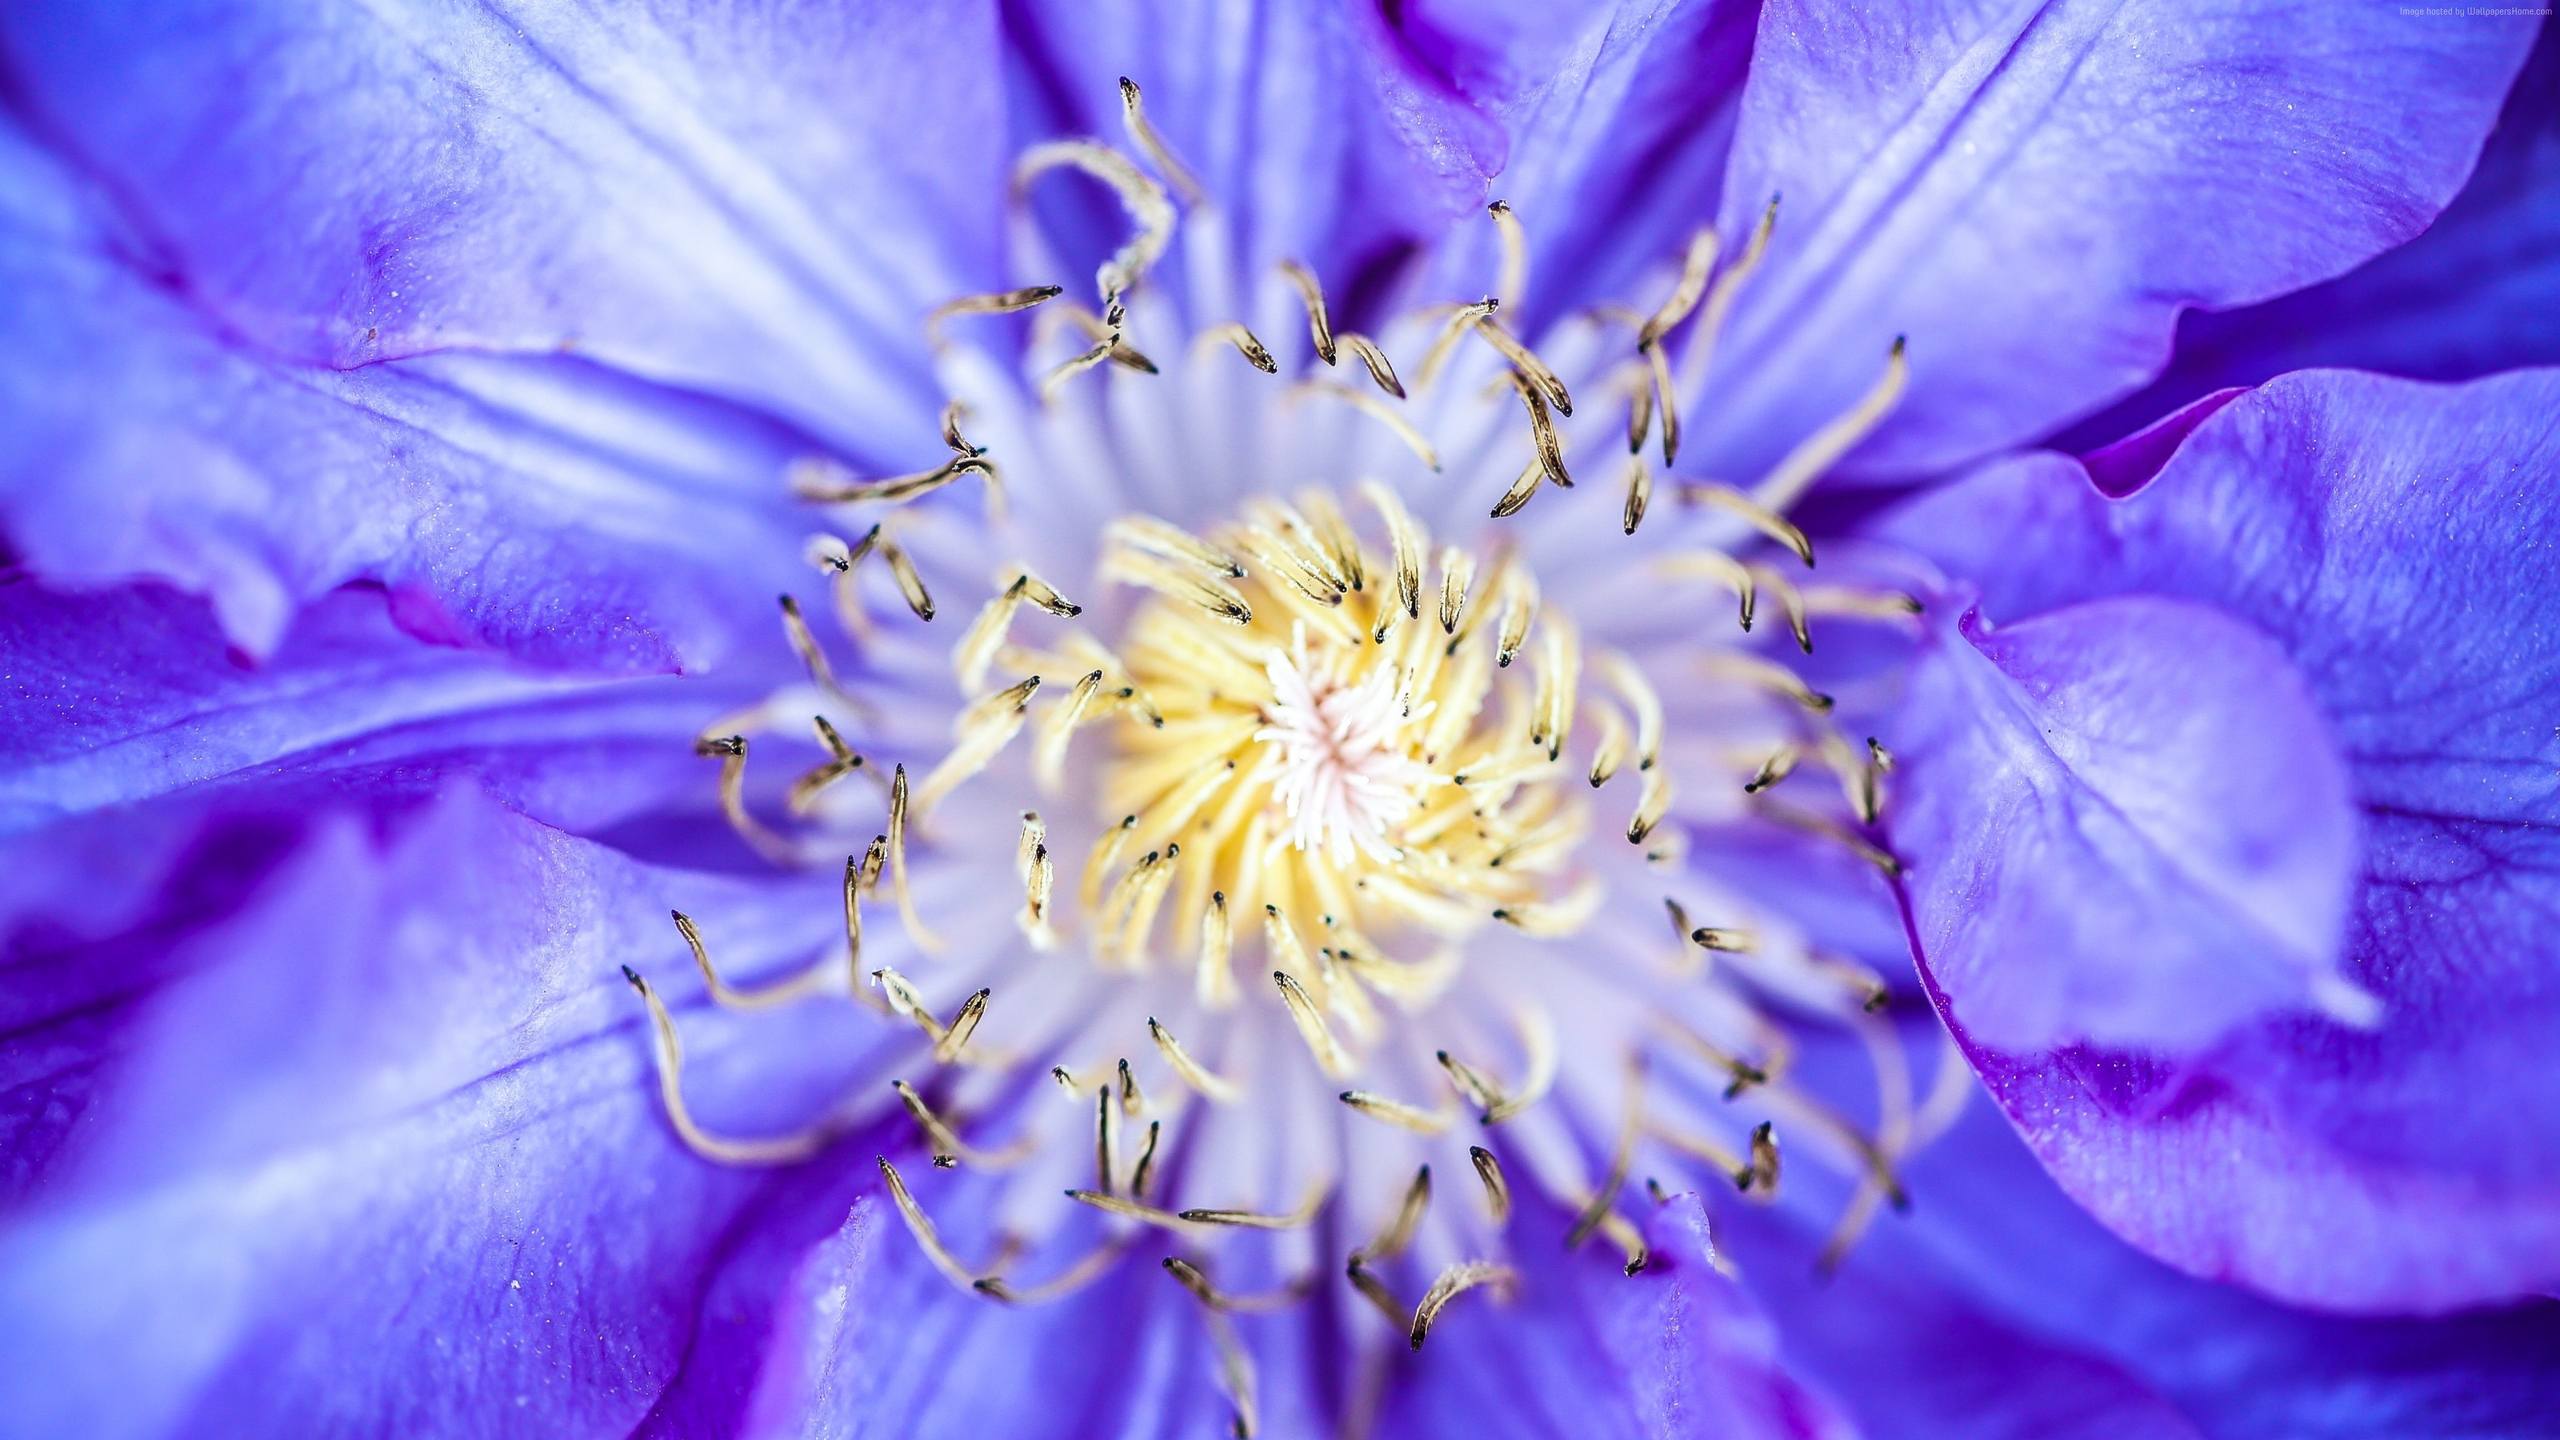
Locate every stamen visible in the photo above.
<box><xmin>1744</xmin><ymin>747</ymin><xmax>1800</xmax><ymax>794</ymax></box>
<box><xmin>1116</xmin><ymin>1057</ymin><xmax>1146</xmax><ymax>1116</ymax></box>
<box><xmin>891</xmin><ymin>1078</ymin><xmax>1028</xmax><ymax>1166</ymax></box>
<box><xmin>1131</xmin><ymin>1119</ymin><xmax>1164</xmax><ymax>1197</ymax></box>
<box><xmin>1274</xmin><ymin>970</ymin><xmax>1353</xmax><ymax>1078</ymax></box>
<box><xmin>1506</xmin><ymin>369</ymin><xmax>1570</xmax><ymax>488</ymax></box>
<box><xmin>1346</xmin><ymin>1260</ymin><xmax>1405</xmax><ymax>1326</ymax></box>
<box><xmin>1566</xmin><ymin>1059</ymin><xmax>1645</xmax><ymax>1250</ymax></box>
<box><xmin>1065</xmin><ymin>1188</ymin><xmax>1192</xmax><ymax>1229</ymax></box>
<box><xmin>1177</xmin><ymin>1180</ymin><xmax>1330</xmax><ymax>1230</ymax></box>
<box><xmin>1673</xmin><ymin>193</ymin><xmax>1779</xmax><ymax>414</ymax></box>
<box><xmin>1468</xmin><ymin>1145</ymin><xmax>1512</xmax><ymax>1224</ymax></box>
<box><xmin>933</xmin><ymin>988</ymin><xmax>992</xmax><ymax>1064</ymax></box>
<box><xmin>1643</xmin><ymin>341</ymin><xmax>1684</xmax><ymax>466</ymax></box>
<box><xmin>1094</xmin><ymin>1085</ymin><xmax>1116</xmax><ymax>1194</ymax></box>
<box><xmin>1162</xmin><ymin>1258</ymin><xmax>1304</xmax><ymax>1315</ymax></box>
<box><xmin>671</xmin><ymin>909</ymin><xmax>828</xmax><ymax>1010</ymax></box>
<box><xmin>696</xmin><ymin>735</ymin><xmax>798</xmax><ymax>866</ymax></box>
<box><xmin>1042</xmin><ymin>301</ymin><xmax>1160</xmax><ymax>374</ymax></box>
<box><xmin>791</xmin><ymin>452</ymin><xmax>996</xmax><ymax>507</ymax></box>
<box><xmin>1409</xmin><ymin>1262</ymin><xmax>1516</xmax><ymax>1351</ymax></box>
<box><xmin>1338</xmin><ymin>1090</ymin><xmax>1454</xmax><ymax>1134</ymax></box>
<box><xmin>787</xmin><ymin>716</ymin><xmax>873</xmax><ymax>814</ymax></box>
<box><xmin>941</xmin><ymin>399</ymin><xmax>984</xmax><ymax>457</ymax></box>
<box><xmin>1749</xmin><ymin>565</ymin><xmax>1814</xmax><ymax>652</ymax></box>
<box><xmin>1414</xmin><ymin>299</ymin><xmax>1498</xmax><ymax>393</ymax></box>
<box><xmin>1300</xmin><ymin>381</ymin><xmax>1440</xmax><ymax>472</ymax></box>
<box><xmin>1621</xmin><ymin>457</ymin><xmax>1653</xmax><ymax>536</ymax></box>
<box><xmin>1701</xmin><ymin>652</ymin><xmax>1833</xmax><ymax>712</ymax></box>
<box><xmin>1203</xmin><ymin>322</ymin><xmax>1279</xmax><ymax>374</ymax></box>
<box><xmin>842</xmin><ymin>843</ymin><xmax>882</xmax><ymax>992</ymax></box>
<box><xmin>913</xmin><ymin>673</ymin><xmax>1039</xmax><ymax>813</ymax></box>
<box><xmin>1016</xmin><ymin>140</ymin><xmax>1176</xmax><ymax>302</ymax></box>
<box><xmin>1350</xmin><ymin>1165</ymin><xmax>1433</xmax><ymax>1268</ymax></box>
<box><xmin>621</xmin><ymin>965</ymin><xmax>829</xmax><ymax>1164</ymax></box>
<box><xmin>1116</xmin><ymin>77</ymin><xmax>1204</xmax><ymax>204</ymax></box>
<box><xmin>926</xmin><ymin>283</ymin><xmax>1064</xmax><ymax>340</ymax></box>
<box><xmin>1800</xmin><ymin>585</ymin><xmax>1926</xmax><ymax>623</ymax></box>
<box><xmin>886</xmin><ymin>765</ymin><xmax>945</xmax><ymax>951</ymax></box>
<box><xmin>1036</xmin><ymin>669</ymin><xmax>1109</xmax><ymax>789</ymax></box>
<box><xmin>1751</xmin><ymin>336</ymin><xmax>1910</xmax><ymax>515</ymax></box>
<box><xmin>1487</xmin><ymin>199</ymin><xmax>1529</xmax><ymax>310</ymax></box>
<box><xmin>1469</xmin><ymin>315</ymin><xmax>1572</xmax><ymax>415</ymax></box>
<box><xmin>1681</xmin><ymin>483</ymin><xmax>1816</xmax><ymax>568</ymax></box>
<box><xmin>777</xmin><ymin>594</ymin><xmax>850</xmax><ymax>700</ymax></box>
<box><xmin>878</xmin><ymin>1156</ymin><xmax>984</xmax><ymax>1292</ymax></box>
<box><xmin>1659</xmin><ymin>551</ymin><xmax>1757</xmax><ymax>633</ymax></box>
<box><xmin>1689</xmin><ymin>925</ymin><xmax>1757</xmax><ymax>954</ymax></box>
<box><xmin>1338</xmin><ymin>334</ymin><xmax>1405</xmax><ymax>399</ymax></box>
<box><xmin>1196</xmin><ymin>891</ymin><xmax>1237</xmax><ymax>1007</ymax></box>
<box><xmin>879</xmin><ymin>533</ymin><xmax>936</xmax><ymax>620</ymax></box>
<box><xmin>872</xmin><ymin>967</ymin><xmax>948</xmax><ymax>1045</ymax></box>
<box><xmin>1638</xmin><ymin>227</ymin><xmax>1722</xmax><ymax>349</ymax></box>
<box><xmin>1279</xmin><ymin>260</ymin><xmax>1338</xmax><ymax>365</ymax></box>
<box><xmin>1489</xmin><ymin>457</ymin><xmax>1544</xmax><ymax>520</ymax></box>
<box><xmin>974</xmin><ymin>1241</ymin><xmax>1127</xmax><ymax>1306</ymax></box>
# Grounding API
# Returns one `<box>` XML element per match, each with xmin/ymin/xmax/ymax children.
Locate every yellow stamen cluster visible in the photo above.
<box><xmin>993</xmin><ymin>489</ymin><xmax>1593</xmax><ymax>1046</ymax></box>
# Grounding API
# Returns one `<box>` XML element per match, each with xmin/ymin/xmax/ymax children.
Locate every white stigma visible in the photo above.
<box><xmin>1257</xmin><ymin>624</ymin><xmax>1433</xmax><ymax>864</ymax></box>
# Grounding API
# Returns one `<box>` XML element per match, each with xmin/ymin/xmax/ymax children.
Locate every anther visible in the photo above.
<box><xmin>1469</xmin><ymin>315</ymin><xmax>1572</xmax><ymax>415</ymax></box>
<box><xmin>1338</xmin><ymin>1090</ymin><xmax>1453</xmax><ymax>1134</ymax></box>
<box><xmin>925</xmin><ymin>284</ymin><xmax>1064</xmax><ymax>340</ymax></box>
<box><xmin>933</xmin><ymin>988</ymin><xmax>991</xmax><ymax>1064</ymax></box>
<box><xmin>1410</xmin><ymin>1262</ymin><xmax>1517</xmax><ymax>1351</ymax></box>
<box><xmin>672</xmin><ymin>908</ymin><xmax>827</xmax><ymax>1011</ymax></box>
<box><xmin>1117</xmin><ymin>77</ymin><xmax>1204</xmax><ymax>204</ymax></box>
<box><xmin>1468</xmin><ymin>1146</ymin><xmax>1512</xmax><ymax>1224</ymax></box>
<box><xmin>886</xmin><ymin>764</ymin><xmax>944</xmax><ymax>951</ymax></box>
<box><xmin>1278</xmin><ymin>260</ymin><xmax>1337</xmax><ymax>365</ymax></box>
<box><xmin>1204</xmin><ymin>322</ymin><xmax>1279</xmax><ymax>373</ymax></box>
<box><xmin>878</xmin><ymin>533</ymin><xmax>936</xmax><ymax>620</ymax></box>
<box><xmin>1273</xmin><ymin>970</ymin><xmax>1353</xmax><ymax>1078</ymax></box>
<box><xmin>1622</xmin><ymin>456</ymin><xmax>1653</xmax><ymax>536</ymax></box>
<box><xmin>879</xmin><ymin>1156</ymin><xmax>984</xmax><ymax>1292</ymax></box>
<box><xmin>1689</xmin><ymin>926</ymin><xmax>1758</xmax><ymax>953</ymax></box>
<box><xmin>1176</xmin><ymin>1181</ymin><xmax>1330</xmax><ymax>1230</ymax></box>
<box><xmin>1414</xmin><ymin>298</ymin><xmax>1498</xmax><ymax>393</ymax></box>
<box><xmin>1147</xmin><ymin>1017</ymin><xmax>1243</xmax><ymax>1103</ymax></box>
<box><xmin>1683</xmin><ymin>483</ymin><xmax>1816</xmax><ymax>568</ymax></box>
<box><xmin>1339</xmin><ymin>334</ymin><xmax>1405</xmax><ymax>399</ymax></box>
<box><xmin>1350</xmin><ymin>1165</ymin><xmax>1433</xmax><ymax>1268</ymax></box>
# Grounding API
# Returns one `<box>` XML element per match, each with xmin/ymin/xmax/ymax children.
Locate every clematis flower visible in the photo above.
<box><xmin>1</xmin><ymin>3</ymin><xmax>2556</xmax><ymax>1437</ymax></box>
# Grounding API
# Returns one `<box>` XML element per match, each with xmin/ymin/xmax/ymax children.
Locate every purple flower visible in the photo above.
<box><xmin>2</xmin><ymin>3</ymin><xmax>2556</xmax><ymax>1437</ymax></box>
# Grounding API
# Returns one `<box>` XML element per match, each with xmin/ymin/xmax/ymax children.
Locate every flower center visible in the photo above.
<box><xmin>617</xmin><ymin>80</ymin><xmax>1958</xmax><ymax>1426</ymax></box>
<box><xmin>1044</xmin><ymin>495</ymin><xmax>1593</xmax><ymax>1039</ymax></box>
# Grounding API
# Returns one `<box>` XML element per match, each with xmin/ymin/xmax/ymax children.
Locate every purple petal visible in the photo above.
<box><xmin>1890</xmin><ymin>594</ymin><xmax>2363</xmax><ymax>1053</ymax></box>
<box><xmin>2073</xmin><ymin>23</ymin><xmax>2560</xmax><ymax>444</ymax></box>
<box><xmin>997</xmin><ymin>0</ymin><xmax>1501</xmax><ymax>309</ymax></box>
<box><xmin>738</xmin><ymin>1196</ymin><xmax>1240</xmax><ymax>1440</ymax></box>
<box><xmin>0</xmin><ymin>784</ymin><xmax>860</xmax><ymax>1437</ymax></box>
<box><xmin>0</xmin><ymin>126</ymin><xmax>818</xmax><ymax>666</ymax></box>
<box><xmin>1382</xmin><ymin>1193</ymin><xmax>1845</xmax><ymax>1440</ymax></box>
<box><xmin>0</xmin><ymin>0</ymin><xmax>998</xmax><ymax>451</ymax></box>
<box><xmin>0</xmin><ymin>576</ymin><xmax>758</xmax><ymax>844</ymax></box>
<box><xmin>1724</xmin><ymin>1036</ymin><xmax>2560</xmax><ymax>1440</ymax></box>
<box><xmin>1690</xmin><ymin>0</ymin><xmax>2536</xmax><ymax>482</ymax></box>
<box><xmin>1877</xmin><ymin>367</ymin><xmax>2560</xmax><ymax>1310</ymax></box>
<box><xmin>1397</xmin><ymin>0</ymin><xmax>1761</xmax><ymax>336</ymax></box>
